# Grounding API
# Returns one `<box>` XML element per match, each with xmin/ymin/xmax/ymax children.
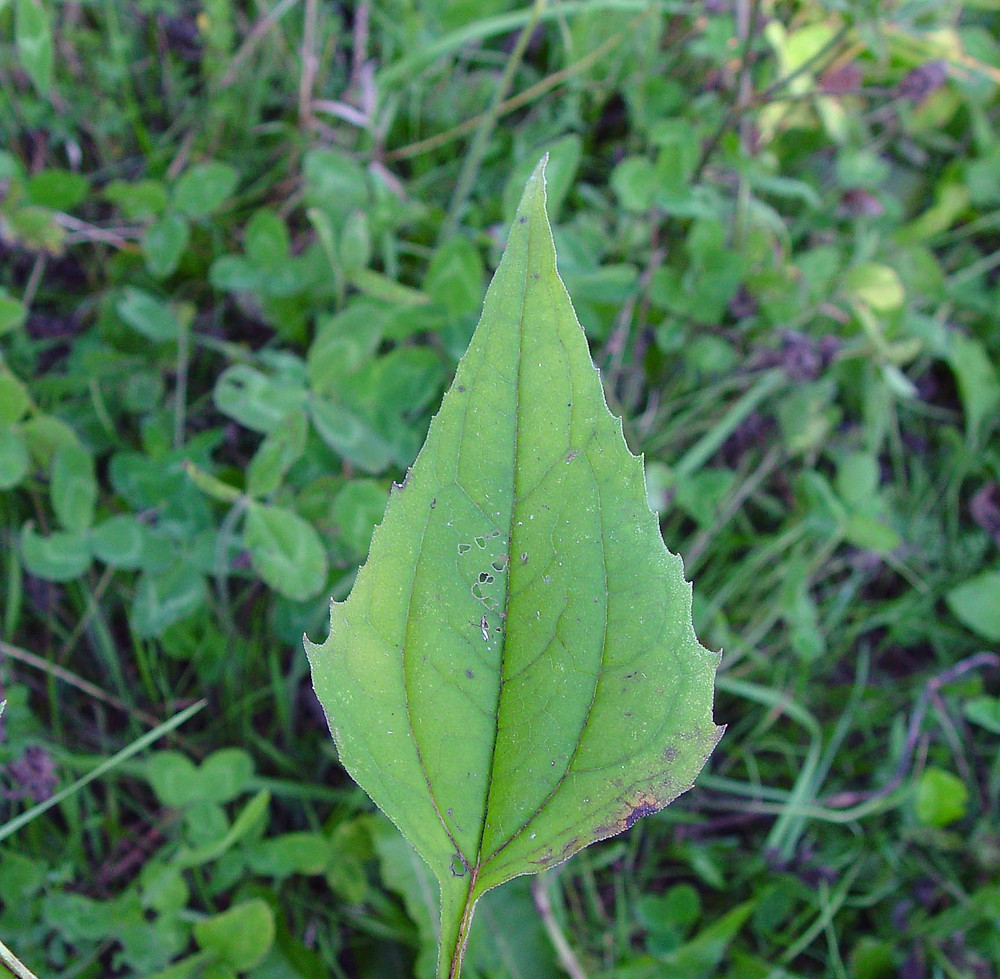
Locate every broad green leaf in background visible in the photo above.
<box><xmin>20</xmin><ymin>524</ymin><xmax>92</xmax><ymax>581</ymax></box>
<box><xmin>946</xmin><ymin>569</ymin><xmax>1000</xmax><ymax>641</ymax></box>
<box><xmin>914</xmin><ymin>767</ymin><xmax>969</xmax><ymax>827</ymax></box>
<box><xmin>192</xmin><ymin>898</ymin><xmax>275</xmax><ymax>971</ymax></box>
<box><xmin>172</xmin><ymin>162</ymin><xmax>239</xmax><ymax>219</ymax></box>
<box><xmin>245</xmin><ymin>502</ymin><xmax>328</xmax><ymax>602</ymax></box>
<box><xmin>51</xmin><ymin>442</ymin><xmax>97</xmax><ymax>532</ymax></box>
<box><xmin>0</xmin><ymin>426</ymin><xmax>30</xmax><ymax>489</ymax></box>
<box><xmin>306</xmin><ymin>159</ymin><xmax>723</xmax><ymax>978</ymax></box>
<box><xmin>116</xmin><ymin>287</ymin><xmax>181</xmax><ymax>342</ymax></box>
<box><xmin>15</xmin><ymin>0</ymin><xmax>54</xmax><ymax>96</ymax></box>
<box><xmin>0</xmin><ymin>287</ymin><xmax>27</xmax><ymax>335</ymax></box>
<box><xmin>143</xmin><ymin>214</ymin><xmax>190</xmax><ymax>279</ymax></box>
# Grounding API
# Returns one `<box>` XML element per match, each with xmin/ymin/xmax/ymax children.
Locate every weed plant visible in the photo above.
<box><xmin>1</xmin><ymin>1</ymin><xmax>999</xmax><ymax>977</ymax></box>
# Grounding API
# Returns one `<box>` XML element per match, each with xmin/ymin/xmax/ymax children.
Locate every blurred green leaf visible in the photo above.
<box><xmin>246</xmin><ymin>409</ymin><xmax>308</xmax><ymax>498</ymax></box>
<box><xmin>946</xmin><ymin>333</ymin><xmax>1000</xmax><ymax>440</ymax></box>
<box><xmin>0</xmin><ymin>426</ymin><xmax>30</xmax><ymax>490</ymax></box>
<box><xmin>89</xmin><ymin>515</ymin><xmax>149</xmax><ymax>569</ymax></box>
<box><xmin>243</xmin><ymin>208</ymin><xmax>290</xmax><ymax>267</ymax></box>
<box><xmin>612</xmin><ymin>156</ymin><xmax>657</xmax><ymax>212</ymax></box>
<box><xmin>309</xmin><ymin>397</ymin><xmax>397</xmax><ymax>474</ymax></box>
<box><xmin>946</xmin><ymin>570</ymin><xmax>1000</xmax><ymax>641</ymax></box>
<box><xmin>303</xmin><ymin>148</ymin><xmax>368</xmax><ymax>217</ymax></box>
<box><xmin>246</xmin><ymin>831</ymin><xmax>332</xmax><ymax>879</ymax></box>
<box><xmin>132</xmin><ymin>564</ymin><xmax>209</xmax><ymax>638</ymax></box>
<box><xmin>0</xmin><ymin>288</ymin><xmax>26</xmax><ymax>336</ymax></box>
<box><xmin>964</xmin><ymin>696</ymin><xmax>1000</xmax><ymax>735</ymax></box>
<box><xmin>844</xmin><ymin>263</ymin><xmax>905</xmax><ymax>311</ymax></box>
<box><xmin>116</xmin><ymin>287</ymin><xmax>181</xmax><ymax>342</ymax></box>
<box><xmin>103</xmin><ymin>178</ymin><xmax>169</xmax><ymax>219</ymax></box>
<box><xmin>15</xmin><ymin>0</ymin><xmax>53</xmax><ymax>95</ymax></box>
<box><xmin>193</xmin><ymin>898</ymin><xmax>275</xmax><ymax>971</ymax></box>
<box><xmin>214</xmin><ymin>364</ymin><xmax>307</xmax><ymax>434</ymax></box>
<box><xmin>20</xmin><ymin>525</ymin><xmax>91</xmax><ymax>581</ymax></box>
<box><xmin>339</xmin><ymin>209</ymin><xmax>372</xmax><ymax>273</ymax></box>
<box><xmin>332</xmin><ymin>479</ymin><xmax>386</xmax><ymax>557</ymax></box>
<box><xmin>426</xmin><ymin>237</ymin><xmax>484</xmax><ymax>317</ymax></box>
<box><xmin>51</xmin><ymin>442</ymin><xmax>97</xmax><ymax>532</ymax></box>
<box><xmin>0</xmin><ymin>370</ymin><xmax>31</xmax><ymax>424</ymax></box>
<box><xmin>173</xmin><ymin>162</ymin><xmax>239</xmax><ymax>219</ymax></box>
<box><xmin>146</xmin><ymin>748</ymin><xmax>254</xmax><ymax>808</ymax></box>
<box><xmin>245</xmin><ymin>502</ymin><xmax>328</xmax><ymax>601</ymax></box>
<box><xmin>25</xmin><ymin>169</ymin><xmax>88</xmax><ymax>209</ymax></box>
<box><xmin>143</xmin><ymin>214</ymin><xmax>191</xmax><ymax>278</ymax></box>
<box><xmin>915</xmin><ymin>767</ymin><xmax>969</xmax><ymax>827</ymax></box>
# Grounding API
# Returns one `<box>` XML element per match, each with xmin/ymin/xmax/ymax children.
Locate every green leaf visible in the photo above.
<box><xmin>26</xmin><ymin>169</ymin><xmax>89</xmax><ymax>209</ymax></box>
<box><xmin>303</xmin><ymin>148</ymin><xmax>369</xmax><ymax>217</ymax></box>
<box><xmin>116</xmin><ymin>287</ymin><xmax>181</xmax><ymax>342</ymax></box>
<box><xmin>103</xmin><ymin>178</ymin><xmax>169</xmax><ymax>220</ymax></box>
<box><xmin>309</xmin><ymin>396</ymin><xmax>397</xmax><ymax>473</ymax></box>
<box><xmin>245</xmin><ymin>502</ymin><xmax>328</xmax><ymax>601</ymax></box>
<box><xmin>844</xmin><ymin>262</ymin><xmax>905</xmax><ymax>311</ymax></box>
<box><xmin>946</xmin><ymin>333</ymin><xmax>1000</xmax><ymax>441</ymax></box>
<box><xmin>143</xmin><ymin>214</ymin><xmax>190</xmax><ymax>278</ymax></box>
<box><xmin>146</xmin><ymin>748</ymin><xmax>254</xmax><ymax>808</ymax></box>
<box><xmin>246</xmin><ymin>831</ymin><xmax>332</xmax><ymax>878</ymax></box>
<box><xmin>306</xmin><ymin>159</ymin><xmax>722</xmax><ymax>977</ymax></box>
<box><xmin>0</xmin><ymin>426</ymin><xmax>30</xmax><ymax>490</ymax></box>
<box><xmin>131</xmin><ymin>564</ymin><xmax>208</xmax><ymax>638</ymax></box>
<box><xmin>914</xmin><ymin>767</ymin><xmax>969</xmax><ymax>827</ymax></box>
<box><xmin>89</xmin><ymin>514</ymin><xmax>149</xmax><ymax>569</ymax></box>
<box><xmin>20</xmin><ymin>524</ymin><xmax>91</xmax><ymax>581</ymax></box>
<box><xmin>246</xmin><ymin>409</ymin><xmax>308</xmax><ymax>498</ymax></box>
<box><xmin>244</xmin><ymin>208</ymin><xmax>290</xmax><ymax>267</ymax></box>
<box><xmin>0</xmin><ymin>287</ymin><xmax>27</xmax><ymax>336</ymax></box>
<box><xmin>964</xmin><ymin>696</ymin><xmax>1000</xmax><ymax>735</ymax></box>
<box><xmin>333</xmin><ymin>479</ymin><xmax>387</xmax><ymax>557</ymax></box>
<box><xmin>0</xmin><ymin>370</ymin><xmax>31</xmax><ymax>424</ymax></box>
<box><xmin>193</xmin><ymin>898</ymin><xmax>275</xmax><ymax>971</ymax></box>
<box><xmin>426</xmin><ymin>238</ymin><xmax>485</xmax><ymax>318</ymax></box>
<box><xmin>214</xmin><ymin>364</ymin><xmax>307</xmax><ymax>434</ymax></box>
<box><xmin>946</xmin><ymin>570</ymin><xmax>1000</xmax><ymax>641</ymax></box>
<box><xmin>51</xmin><ymin>441</ymin><xmax>97</xmax><ymax>532</ymax></box>
<box><xmin>173</xmin><ymin>162</ymin><xmax>239</xmax><ymax>219</ymax></box>
<box><xmin>15</xmin><ymin>0</ymin><xmax>53</xmax><ymax>95</ymax></box>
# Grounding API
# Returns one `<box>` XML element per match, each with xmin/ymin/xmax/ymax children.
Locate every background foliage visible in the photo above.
<box><xmin>1</xmin><ymin>0</ymin><xmax>999</xmax><ymax>976</ymax></box>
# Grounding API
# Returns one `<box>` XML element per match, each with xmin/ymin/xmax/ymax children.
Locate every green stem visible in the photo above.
<box><xmin>439</xmin><ymin>874</ymin><xmax>479</xmax><ymax>979</ymax></box>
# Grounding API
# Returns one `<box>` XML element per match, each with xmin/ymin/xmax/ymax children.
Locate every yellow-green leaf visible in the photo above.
<box><xmin>306</xmin><ymin>159</ymin><xmax>722</xmax><ymax>978</ymax></box>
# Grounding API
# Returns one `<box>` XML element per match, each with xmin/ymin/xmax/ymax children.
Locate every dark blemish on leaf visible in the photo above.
<box><xmin>532</xmin><ymin>272</ymin><xmax>540</xmax><ymax>279</ymax></box>
<box><xmin>624</xmin><ymin>793</ymin><xmax>664</xmax><ymax>830</ymax></box>
<box><xmin>465</xmin><ymin>669</ymin><xmax>474</xmax><ymax>679</ymax></box>
<box><xmin>566</xmin><ymin>449</ymin><xmax>580</xmax><ymax>463</ymax></box>
<box><xmin>663</xmin><ymin>745</ymin><xmax>678</xmax><ymax>763</ymax></box>
<box><xmin>430</xmin><ymin>498</ymin><xmax>436</xmax><ymax>509</ymax></box>
<box><xmin>457</xmin><ymin>385</ymin><xmax>466</xmax><ymax>392</ymax></box>
<box><xmin>521</xmin><ymin>552</ymin><xmax>528</xmax><ymax>565</ymax></box>
<box><xmin>519</xmin><ymin>216</ymin><xmax>527</xmax><ymax>224</ymax></box>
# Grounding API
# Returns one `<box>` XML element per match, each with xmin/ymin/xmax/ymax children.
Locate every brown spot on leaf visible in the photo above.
<box><xmin>624</xmin><ymin>793</ymin><xmax>664</xmax><ymax>829</ymax></box>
